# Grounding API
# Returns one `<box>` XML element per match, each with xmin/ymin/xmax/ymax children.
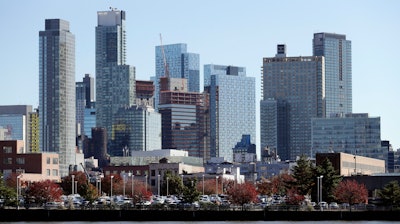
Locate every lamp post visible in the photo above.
<box><xmin>16</xmin><ymin>175</ymin><xmax>22</xmax><ymax>210</ymax></box>
<box><xmin>145</xmin><ymin>175</ymin><xmax>148</xmax><ymax>192</ymax></box>
<box><xmin>123</xmin><ymin>173</ymin><xmax>126</xmax><ymax>197</ymax></box>
<box><xmin>181</xmin><ymin>174</ymin><xmax>184</xmax><ymax>186</ymax></box>
<box><xmin>320</xmin><ymin>175</ymin><xmax>323</xmax><ymax>203</ymax></box>
<box><xmin>110</xmin><ymin>175</ymin><xmax>114</xmax><ymax>198</ymax></box>
<box><xmin>130</xmin><ymin>172</ymin><xmax>134</xmax><ymax>197</ymax></box>
<box><xmin>157</xmin><ymin>174</ymin><xmax>161</xmax><ymax>196</ymax></box>
<box><xmin>216</xmin><ymin>176</ymin><xmax>219</xmax><ymax>195</ymax></box>
<box><xmin>75</xmin><ymin>181</ymin><xmax>78</xmax><ymax>195</ymax></box>
<box><xmin>202</xmin><ymin>174</ymin><xmax>205</xmax><ymax>195</ymax></box>
<box><xmin>71</xmin><ymin>174</ymin><xmax>75</xmax><ymax>195</ymax></box>
<box><xmin>317</xmin><ymin>175</ymin><xmax>323</xmax><ymax>204</ymax></box>
<box><xmin>166</xmin><ymin>177</ymin><xmax>169</xmax><ymax>196</ymax></box>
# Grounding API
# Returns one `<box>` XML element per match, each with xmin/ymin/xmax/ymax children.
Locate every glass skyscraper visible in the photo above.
<box><xmin>313</xmin><ymin>32</ymin><xmax>352</xmax><ymax>117</ymax></box>
<box><xmin>261</xmin><ymin>45</ymin><xmax>325</xmax><ymax>160</ymax></box>
<box><xmin>311</xmin><ymin>113</ymin><xmax>382</xmax><ymax>160</ymax></box>
<box><xmin>39</xmin><ymin>19</ymin><xmax>76</xmax><ymax>177</ymax></box>
<box><xmin>154</xmin><ymin>43</ymin><xmax>200</xmax><ymax>110</ymax></box>
<box><xmin>205</xmin><ymin>64</ymin><xmax>256</xmax><ymax>162</ymax></box>
<box><xmin>95</xmin><ymin>9</ymin><xmax>136</xmax><ymax>154</ymax></box>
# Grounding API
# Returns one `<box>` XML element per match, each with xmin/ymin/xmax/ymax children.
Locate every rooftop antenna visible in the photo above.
<box><xmin>159</xmin><ymin>34</ymin><xmax>170</xmax><ymax>78</ymax></box>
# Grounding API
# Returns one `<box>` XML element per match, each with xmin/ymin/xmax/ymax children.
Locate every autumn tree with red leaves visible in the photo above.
<box><xmin>285</xmin><ymin>188</ymin><xmax>305</xmax><ymax>205</ymax></box>
<box><xmin>25</xmin><ymin>180</ymin><xmax>63</xmax><ymax>205</ymax></box>
<box><xmin>257</xmin><ymin>173</ymin><xmax>294</xmax><ymax>196</ymax></box>
<box><xmin>226</xmin><ymin>182</ymin><xmax>257</xmax><ymax>208</ymax></box>
<box><xmin>334</xmin><ymin>179</ymin><xmax>368</xmax><ymax>206</ymax></box>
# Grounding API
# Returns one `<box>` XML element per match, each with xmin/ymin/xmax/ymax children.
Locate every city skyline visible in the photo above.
<box><xmin>0</xmin><ymin>1</ymin><xmax>399</xmax><ymax>151</ymax></box>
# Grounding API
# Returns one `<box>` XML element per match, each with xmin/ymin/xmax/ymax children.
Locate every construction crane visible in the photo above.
<box><xmin>159</xmin><ymin>33</ymin><xmax>169</xmax><ymax>78</ymax></box>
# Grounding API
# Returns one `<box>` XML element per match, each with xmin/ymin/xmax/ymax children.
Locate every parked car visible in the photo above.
<box><xmin>318</xmin><ymin>201</ymin><xmax>328</xmax><ymax>209</ymax></box>
<box><xmin>329</xmin><ymin>202</ymin><xmax>339</xmax><ymax>209</ymax></box>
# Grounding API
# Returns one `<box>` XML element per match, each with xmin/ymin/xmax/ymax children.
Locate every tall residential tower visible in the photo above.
<box><xmin>205</xmin><ymin>64</ymin><xmax>256</xmax><ymax>162</ymax></box>
<box><xmin>95</xmin><ymin>9</ymin><xmax>136</xmax><ymax>155</ymax></box>
<box><xmin>39</xmin><ymin>19</ymin><xmax>76</xmax><ymax>177</ymax></box>
<box><xmin>313</xmin><ymin>33</ymin><xmax>352</xmax><ymax>116</ymax></box>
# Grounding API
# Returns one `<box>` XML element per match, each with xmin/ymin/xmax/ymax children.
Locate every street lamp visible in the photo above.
<box><xmin>320</xmin><ymin>175</ymin><xmax>323</xmax><ymax>203</ymax></box>
<box><xmin>123</xmin><ymin>173</ymin><xmax>126</xmax><ymax>197</ymax></box>
<box><xmin>157</xmin><ymin>174</ymin><xmax>161</xmax><ymax>196</ymax></box>
<box><xmin>71</xmin><ymin>174</ymin><xmax>75</xmax><ymax>195</ymax></box>
<box><xmin>145</xmin><ymin>175</ymin><xmax>148</xmax><ymax>192</ymax></box>
<box><xmin>130</xmin><ymin>171</ymin><xmax>134</xmax><ymax>197</ymax></box>
<box><xmin>216</xmin><ymin>176</ymin><xmax>219</xmax><ymax>195</ymax></box>
<box><xmin>181</xmin><ymin>174</ymin><xmax>184</xmax><ymax>186</ymax></box>
<box><xmin>75</xmin><ymin>181</ymin><xmax>78</xmax><ymax>195</ymax></box>
<box><xmin>202</xmin><ymin>174</ymin><xmax>205</xmax><ymax>195</ymax></box>
<box><xmin>317</xmin><ymin>175</ymin><xmax>323</xmax><ymax>204</ymax></box>
<box><xmin>166</xmin><ymin>177</ymin><xmax>169</xmax><ymax>196</ymax></box>
<box><xmin>16</xmin><ymin>174</ymin><xmax>22</xmax><ymax>210</ymax></box>
<box><xmin>110</xmin><ymin>175</ymin><xmax>114</xmax><ymax>198</ymax></box>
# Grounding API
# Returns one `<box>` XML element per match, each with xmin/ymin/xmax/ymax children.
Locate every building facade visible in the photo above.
<box><xmin>28</xmin><ymin>109</ymin><xmax>39</xmax><ymax>153</ymax></box>
<box><xmin>39</xmin><ymin>19</ymin><xmax>76</xmax><ymax>177</ymax></box>
<box><xmin>111</xmin><ymin>106</ymin><xmax>161</xmax><ymax>155</ymax></box>
<box><xmin>261</xmin><ymin>45</ymin><xmax>325</xmax><ymax>160</ymax></box>
<box><xmin>311</xmin><ymin>113</ymin><xmax>382</xmax><ymax>160</ymax></box>
<box><xmin>136</xmin><ymin>80</ymin><xmax>155</xmax><ymax>108</ymax></box>
<box><xmin>0</xmin><ymin>105</ymin><xmax>33</xmax><ymax>152</ymax></box>
<box><xmin>313</xmin><ymin>32</ymin><xmax>352</xmax><ymax>117</ymax></box>
<box><xmin>158</xmin><ymin>86</ymin><xmax>209</xmax><ymax>161</ymax></box>
<box><xmin>316</xmin><ymin>152</ymin><xmax>385</xmax><ymax>176</ymax></box>
<box><xmin>154</xmin><ymin>43</ymin><xmax>200</xmax><ymax>110</ymax></box>
<box><xmin>0</xmin><ymin>140</ymin><xmax>60</xmax><ymax>182</ymax></box>
<box><xmin>205</xmin><ymin>64</ymin><xmax>256</xmax><ymax>162</ymax></box>
<box><xmin>95</xmin><ymin>9</ymin><xmax>136</xmax><ymax>153</ymax></box>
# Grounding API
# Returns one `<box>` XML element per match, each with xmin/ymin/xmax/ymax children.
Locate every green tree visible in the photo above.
<box><xmin>162</xmin><ymin>172</ymin><xmax>185</xmax><ymax>196</ymax></box>
<box><xmin>378</xmin><ymin>181</ymin><xmax>400</xmax><ymax>208</ymax></box>
<box><xmin>290</xmin><ymin>155</ymin><xmax>315</xmax><ymax>196</ymax></box>
<box><xmin>182</xmin><ymin>177</ymin><xmax>200</xmax><ymax>203</ymax></box>
<box><xmin>0</xmin><ymin>173</ymin><xmax>16</xmax><ymax>207</ymax></box>
<box><xmin>314</xmin><ymin>158</ymin><xmax>342</xmax><ymax>203</ymax></box>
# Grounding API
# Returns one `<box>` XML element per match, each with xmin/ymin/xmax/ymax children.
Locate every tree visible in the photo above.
<box><xmin>378</xmin><ymin>181</ymin><xmax>400</xmax><ymax>208</ymax></box>
<box><xmin>161</xmin><ymin>172</ymin><xmax>184</xmax><ymax>196</ymax></box>
<box><xmin>285</xmin><ymin>187</ymin><xmax>305</xmax><ymax>206</ymax></box>
<box><xmin>60</xmin><ymin>171</ymin><xmax>88</xmax><ymax>195</ymax></box>
<box><xmin>101</xmin><ymin>174</ymin><xmax>123</xmax><ymax>196</ymax></box>
<box><xmin>182</xmin><ymin>177</ymin><xmax>200</xmax><ymax>203</ymax></box>
<box><xmin>0</xmin><ymin>172</ymin><xmax>16</xmax><ymax>207</ymax></box>
<box><xmin>25</xmin><ymin>180</ymin><xmax>63</xmax><ymax>205</ymax></box>
<box><xmin>290</xmin><ymin>155</ymin><xmax>316</xmax><ymax>196</ymax></box>
<box><xmin>257</xmin><ymin>173</ymin><xmax>294</xmax><ymax>196</ymax></box>
<box><xmin>334</xmin><ymin>179</ymin><xmax>368</xmax><ymax>207</ymax></box>
<box><xmin>314</xmin><ymin>158</ymin><xmax>342</xmax><ymax>203</ymax></box>
<box><xmin>226</xmin><ymin>182</ymin><xmax>257</xmax><ymax>209</ymax></box>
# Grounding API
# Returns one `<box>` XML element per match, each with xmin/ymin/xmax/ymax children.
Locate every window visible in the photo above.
<box><xmin>3</xmin><ymin>146</ymin><xmax>12</xmax><ymax>154</ymax></box>
<box><xmin>52</xmin><ymin>158</ymin><xmax>58</xmax><ymax>164</ymax></box>
<box><xmin>46</xmin><ymin>157</ymin><xmax>50</xmax><ymax>164</ymax></box>
<box><xmin>16</xmin><ymin>158</ymin><xmax>25</xmax><ymax>165</ymax></box>
<box><xmin>151</xmin><ymin>170</ymin><xmax>155</xmax><ymax>176</ymax></box>
<box><xmin>3</xmin><ymin>158</ymin><xmax>12</xmax><ymax>165</ymax></box>
<box><xmin>46</xmin><ymin>169</ymin><xmax>51</xmax><ymax>176</ymax></box>
<box><xmin>52</xmin><ymin>169</ymin><xmax>58</xmax><ymax>176</ymax></box>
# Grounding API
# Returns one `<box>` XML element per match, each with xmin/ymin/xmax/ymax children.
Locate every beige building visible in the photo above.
<box><xmin>0</xmin><ymin>140</ymin><xmax>60</xmax><ymax>183</ymax></box>
<box><xmin>316</xmin><ymin>152</ymin><xmax>385</xmax><ymax>176</ymax></box>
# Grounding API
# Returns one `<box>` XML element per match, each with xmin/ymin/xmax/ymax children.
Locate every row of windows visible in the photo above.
<box><xmin>46</xmin><ymin>157</ymin><xmax>59</xmax><ymax>164</ymax></box>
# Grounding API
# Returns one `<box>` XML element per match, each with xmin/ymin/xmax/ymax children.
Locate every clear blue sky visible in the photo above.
<box><xmin>1</xmin><ymin>1</ymin><xmax>399</xmax><ymax>151</ymax></box>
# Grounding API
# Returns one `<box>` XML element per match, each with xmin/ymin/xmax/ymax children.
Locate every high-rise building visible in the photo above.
<box><xmin>158</xmin><ymin>77</ymin><xmax>209</xmax><ymax>161</ymax></box>
<box><xmin>95</xmin><ymin>9</ymin><xmax>136</xmax><ymax>155</ymax></box>
<box><xmin>83</xmin><ymin>74</ymin><xmax>94</xmax><ymax>108</ymax></box>
<box><xmin>76</xmin><ymin>81</ymin><xmax>86</xmax><ymax>137</ymax></box>
<box><xmin>39</xmin><ymin>19</ymin><xmax>76</xmax><ymax>177</ymax></box>
<box><xmin>28</xmin><ymin>109</ymin><xmax>39</xmax><ymax>153</ymax></box>
<box><xmin>155</xmin><ymin>43</ymin><xmax>199</xmax><ymax>110</ymax></box>
<box><xmin>0</xmin><ymin>105</ymin><xmax>33</xmax><ymax>152</ymax></box>
<box><xmin>311</xmin><ymin>113</ymin><xmax>382</xmax><ymax>160</ymax></box>
<box><xmin>205</xmin><ymin>64</ymin><xmax>256</xmax><ymax>162</ymax></box>
<box><xmin>313</xmin><ymin>32</ymin><xmax>352</xmax><ymax>116</ymax></box>
<box><xmin>112</xmin><ymin>105</ymin><xmax>161</xmax><ymax>155</ymax></box>
<box><xmin>261</xmin><ymin>45</ymin><xmax>325</xmax><ymax>160</ymax></box>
